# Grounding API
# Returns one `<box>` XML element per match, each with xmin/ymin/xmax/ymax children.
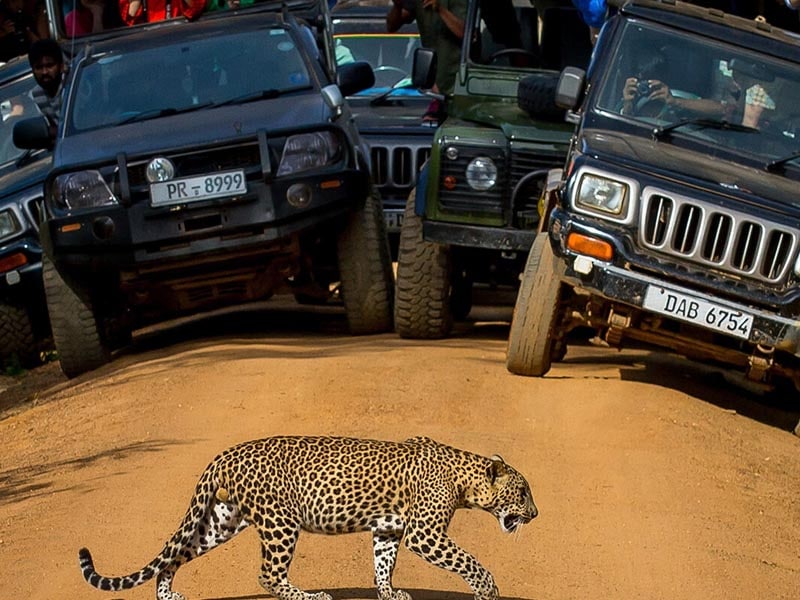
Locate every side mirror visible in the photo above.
<box><xmin>13</xmin><ymin>115</ymin><xmax>52</xmax><ymax>150</ymax></box>
<box><xmin>555</xmin><ymin>66</ymin><xmax>586</xmax><ymax>110</ymax></box>
<box><xmin>412</xmin><ymin>47</ymin><xmax>437</xmax><ymax>90</ymax></box>
<box><xmin>337</xmin><ymin>60</ymin><xmax>375</xmax><ymax>97</ymax></box>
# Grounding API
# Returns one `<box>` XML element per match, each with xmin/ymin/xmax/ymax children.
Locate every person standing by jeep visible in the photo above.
<box><xmin>386</xmin><ymin>0</ymin><xmax>466</xmax><ymax>123</ymax></box>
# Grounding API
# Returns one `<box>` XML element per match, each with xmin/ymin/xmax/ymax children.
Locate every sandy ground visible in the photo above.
<box><xmin>0</xmin><ymin>303</ymin><xmax>798</xmax><ymax>600</ymax></box>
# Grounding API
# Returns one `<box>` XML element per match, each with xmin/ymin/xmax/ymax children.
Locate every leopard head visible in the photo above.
<box><xmin>466</xmin><ymin>455</ymin><xmax>538</xmax><ymax>533</ymax></box>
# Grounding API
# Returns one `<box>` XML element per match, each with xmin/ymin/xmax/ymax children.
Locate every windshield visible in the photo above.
<box><xmin>334</xmin><ymin>32</ymin><xmax>419</xmax><ymax>92</ymax></box>
<box><xmin>68</xmin><ymin>26</ymin><xmax>313</xmax><ymax>132</ymax></box>
<box><xmin>594</xmin><ymin>20</ymin><xmax>800</xmax><ymax>164</ymax></box>
<box><xmin>0</xmin><ymin>72</ymin><xmax>43</xmax><ymax>165</ymax></box>
<box><xmin>468</xmin><ymin>1</ymin><xmax>592</xmax><ymax>71</ymax></box>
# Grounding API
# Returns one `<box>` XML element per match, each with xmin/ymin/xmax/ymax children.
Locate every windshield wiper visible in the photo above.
<box><xmin>652</xmin><ymin>118</ymin><xmax>759</xmax><ymax>140</ymax></box>
<box><xmin>766</xmin><ymin>150</ymin><xmax>800</xmax><ymax>172</ymax></box>
<box><xmin>117</xmin><ymin>103</ymin><xmax>214</xmax><ymax>125</ymax></box>
<box><xmin>211</xmin><ymin>88</ymin><xmax>283</xmax><ymax>108</ymax></box>
<box><xmin>369</xmin><ymin>80</ymin><xmax>413</xmax><ymax>107</ymax></box>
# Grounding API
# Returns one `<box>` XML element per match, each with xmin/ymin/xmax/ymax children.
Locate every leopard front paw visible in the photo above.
<box><xmin>474</xmin><ymin>583</ymin><xmax>499</xmax><ymax>600</ymax></box>
<box><xmin>390</xmin><ymin>589</ymin><xmax>413</xmax><ymax>600</ymax></box>
<box><xmin>308</xmin><ymin>592</ymin><xmax>333</xmax><ymax>600</ymax></box>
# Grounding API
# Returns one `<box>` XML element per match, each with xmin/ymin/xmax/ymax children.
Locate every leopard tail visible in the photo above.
<box><xmin>78</xmin><ymin>467</ymin><xmax>219</xmax><ymax>591</ymax></box>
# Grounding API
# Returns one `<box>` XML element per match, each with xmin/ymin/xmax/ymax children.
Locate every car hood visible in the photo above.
<box><xmin>348</xmin><ymin>97</ymin><xmax>433</xmax><ymax>135</ymax></box>
<box><xmin>457</xmin><ymin>99</ymin><xmax>574</xmax><ymax>143</ymax></box>
<box><xmin>55</xmin><ymin>94</ymin><xmax>331</xmax><ymax>167</ymax></box>
<box><xmin>580</xmin><ymin>128</ymin><xmax>800</xmax><ymax>211</ymax></box>
<box><xmin>0</xmin><ymin>153</ymin><xmax>51</xmax><ymax>198</ymax></box>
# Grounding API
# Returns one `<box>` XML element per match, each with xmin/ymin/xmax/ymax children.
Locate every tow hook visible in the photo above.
<box><xmin>746</xmin><ymin>344</ymin><xmax>775</xmax><ymax>382</ymax></box>
<box><xmin>605</xmin><ymin>309</ymin><xmax>631</xmax><ymax>347</ymax></box>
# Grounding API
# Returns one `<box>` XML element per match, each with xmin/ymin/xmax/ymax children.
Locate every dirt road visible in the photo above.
<box><xmin>0</xmin><ymin>303</ymin><xmax>798</xmax><ymax>600</ymax></box>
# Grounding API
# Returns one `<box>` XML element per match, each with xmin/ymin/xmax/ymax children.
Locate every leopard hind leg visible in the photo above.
<box><xmin>155</xmin><ymin>494</ymin><xmax>248</xmax><ymax>600</ymax></box>
<box><xmin>372</xmin><ymin>515</ymin><xmax>412</xmax><ymax>600</ymax></box>
<box><xmin>253</xmin><ymin>511</ymin><xmax>332</xmax><ymax>600</ymax></box>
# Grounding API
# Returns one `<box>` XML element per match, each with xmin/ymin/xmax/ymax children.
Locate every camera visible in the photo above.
<box><xmin>635</xmin><ymin>80</ymin><xmax>653</xmax><ymax>96</ymax></box>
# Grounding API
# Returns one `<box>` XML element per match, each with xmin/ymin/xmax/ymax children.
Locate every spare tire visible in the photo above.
<box><xmin>517</xmin><ymin>73</ymin><xmax>564</xmax><ymax>122</ymax></box>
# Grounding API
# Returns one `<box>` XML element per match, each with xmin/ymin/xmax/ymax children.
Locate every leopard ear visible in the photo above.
<box><xmin>487</xmin><ymin>455</ymin><xmax>509</xmax><ymax>484</ymax></box>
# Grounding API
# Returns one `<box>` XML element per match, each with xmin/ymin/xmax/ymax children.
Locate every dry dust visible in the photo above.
<box><xmin>0</xmin><ymin>304</ymin><xmax>798</xmax><ymax>600</ymax></box>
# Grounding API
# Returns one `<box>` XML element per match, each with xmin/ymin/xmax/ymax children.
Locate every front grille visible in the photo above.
<box><xmin>640</xmin><ymin>190</ymin><xmax>797</xmax><ymax>284</ymax></box>
<box><xmin>126</xmin><ymin>143</ymin><xmax>263</xmax><ymax>188</ymax></box>
<box><xmin>24</xmin><ymin>197</ymin><xmax>42</xmax><ymax>233</ymax></box>
<box><xmin>370</xmin><ymin>144</ymin><xmax>430</xmax><ymax>190</ymax></box>
<box><xmin>509</xmin><ymin>148</ymin><xmax>564</xmax><ymax>218</ymax></box>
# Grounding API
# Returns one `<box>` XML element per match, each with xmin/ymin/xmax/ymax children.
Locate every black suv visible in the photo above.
<box><xmin>0</xmin><ymin>56</ymin><xmax>51</xmax><ymax>368</ymax></box>
<box><xmin>508</xmin><ymin>1</ymin><xmax>800</xmax><ymax>412</ymax></box>
<box><xmin>331</xmin><ymin>0</ymin><xmax>433</xmax><ymax>258</ymax></box>
<box><xmin>16</xmin><ymin>0</ymin><xmax>394</xmax><ymax>377</ymax></box>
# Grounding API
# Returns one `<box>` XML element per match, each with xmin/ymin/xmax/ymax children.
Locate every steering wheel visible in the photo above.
<box><xmin>373</xmin><ymin>65</ymin><xmax>409</xmax><ymax>88</ymax></box>
<box><xmin>487</xmin><ymin>48</ymin><xmax>540</xmax><ymax>67</ymax></box>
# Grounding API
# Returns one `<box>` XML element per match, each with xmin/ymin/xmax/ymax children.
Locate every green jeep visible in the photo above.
<box><xmin>393</xmin><ymin>0</ymin><xmax>593</xmax><ymax>338</ymax></box>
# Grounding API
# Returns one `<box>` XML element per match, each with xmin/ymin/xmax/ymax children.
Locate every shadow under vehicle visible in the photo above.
<box><xmin>506</xmin><ymin>0</ymin><xmax>800</xmax><ymax>433</ymax></box>
<box><xmin>393</xmin><ymin>0</ymin><xmax>593</xmax><ymax>339</ymax></box>
<box><xmin>15</xmin><ymin>0</ymin><xmax>394</xmax><ymax>378</ymax></box>
<box><xmin>331</xmin><ymin>0</ymin><xmax>433</xmax><ymax>259</ymax></box>
<box><xmin>0</xmin><ymin>56</ymin><xmax>52</xmax><ymax>368</ymax></box>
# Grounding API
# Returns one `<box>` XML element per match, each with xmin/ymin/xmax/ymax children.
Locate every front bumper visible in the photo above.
<box><xmin>423</xmin><ymin>220</ymin><xmax>536</xmax><ymax>251</ymax></box>
<box><xmin>550</xmin><ymin>212</ymin><xmax>800</xmax><ymax>357</ymax></box>
<box><xmin>43</xmin><ymin>169</ymin><xmax>368</xmax><ymax>272</ymax></box>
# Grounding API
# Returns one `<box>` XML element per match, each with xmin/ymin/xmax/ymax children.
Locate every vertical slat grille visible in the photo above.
<box><xmin>762</xmin><ymin>230</ymin><xmax>792</xmax><ymax>280</ymax></box>
<box><xmin>368</xmin><ymin>143</ymin><xmax>430</xmax><ymax>190</ymax></box>
<box><xmin>732</xmin><ymin>221</ymin><xmax>762</xmax><ymax>272</ymax></box>
<box><xmin>371</xmin><ymin>147</ymin><xmax>388</xmax><ymax>185</ymax></box>
<box><xmin>639</xmin><ymin>189</ymin><xmax>797</xmax><ymax>284</ymax></box>
<box><xmin>672</xmin><ymin>204</ymin><xmax>702</xmax><ymax>254</ymax></box>
<box><xmin>701</xmin><ymin>213</ymin><xmax>731</xmax><ymax>263</ymax></box>
<box><xmin>642</xmin><ymin>194</ymin><xmax>672</xmax><ymax>246</ymax></box>
<box><xmin>392</xmin><ymin>147</ymin><xmax>412</xmax><ymax>186</ymax></box>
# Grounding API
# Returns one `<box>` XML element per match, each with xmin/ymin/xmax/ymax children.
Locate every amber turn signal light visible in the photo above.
<box><xmin>567</xmin><ymin>232</ymin><xmax>613</xmax><ymax>261</ymax></box>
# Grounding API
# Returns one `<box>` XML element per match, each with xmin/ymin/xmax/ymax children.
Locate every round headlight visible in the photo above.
<box><xmin>146</xmin><ymin>157</ymin><xmax>175</xmax><ymax>183</ymax></box>
<box><xmin>465</xmin><ymin>157</ymin><xmax>497</xmax><ymax>191</ymax></box>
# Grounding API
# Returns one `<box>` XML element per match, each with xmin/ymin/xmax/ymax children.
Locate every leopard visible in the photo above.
<box><xmin>78</xmin><ymin>435</ymin><xmax>538</xmax><ymax>600</ymax></box>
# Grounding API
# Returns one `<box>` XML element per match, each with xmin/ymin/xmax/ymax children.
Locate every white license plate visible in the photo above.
<box><xmin>150</xmin><ymin>170</ymin><xmax>247</xmax><ymax>207</ymax></box>
<box><xmin>384</xmin><ymin>209</ymin><xmax>404</xmax><ymax>231</ymax></box>
<box><xmin>643</xmin><ymin>285</ymin><xmax>753</xmax><ymax>340</ymax></box>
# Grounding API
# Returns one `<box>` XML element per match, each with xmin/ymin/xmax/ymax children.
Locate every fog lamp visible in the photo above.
<box><xmin>287</xmin><ymin>183</ymin><xmax>312</xmax><ymax>208</ymax></box>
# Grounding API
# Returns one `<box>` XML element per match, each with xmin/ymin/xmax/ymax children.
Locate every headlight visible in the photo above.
<box><xmin>465</xmin><ymin>156</ymin><xmax>498</xmax><ymax>191</ymax></box>
<box><xmin>574</xmin><ymin>173</ymin><xmax>629</xmax><ymax>217</ymax></box>
<box><xmin>0</xmin><ymin>208</ymin><xmax>21</xmax><ymax>240</ymax></box>
<box><xmin>277</xmin><ymin>132</ymin><xmax>342</xmax><ymax>176</ymax></box>
<box><xmin>53</xmin><ymin>171</ymin><xmax>118</xmax><ymax>211</ymax></box>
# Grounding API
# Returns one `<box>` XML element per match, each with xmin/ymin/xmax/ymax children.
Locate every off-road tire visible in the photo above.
<box><xmin>43</xmin><ymin>255</ymin><xmax>110</xmax><ymax>378</ymax></box>
<box><xmin>506</xmin><ymin>232</ymin><xmax>565</xmax><ymax>376</ymax></box>
<box><xmin>0</xmin><ymin>302</ymin><xmax>39</xmax><ymax>368</ymax></box>
<box><xmin>394</xmin><ymin>189</ymin><xmax>453</xmax><ymax>339</ymax></box>
<box><xmin>337</xmin><ymin>186</ymin><xmax>394</xmax><ymax>334</ymax></box>
<box><xmin>517</xmin><ymin>73</ymin><xmax>564</xmax><ymax>122</ymax></box>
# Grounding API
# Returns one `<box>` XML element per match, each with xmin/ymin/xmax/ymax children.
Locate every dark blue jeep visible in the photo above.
<box><xmin>0</xmin><ymin>56</ymin><xmax>51</xmax><ymax>368</ymax></box>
